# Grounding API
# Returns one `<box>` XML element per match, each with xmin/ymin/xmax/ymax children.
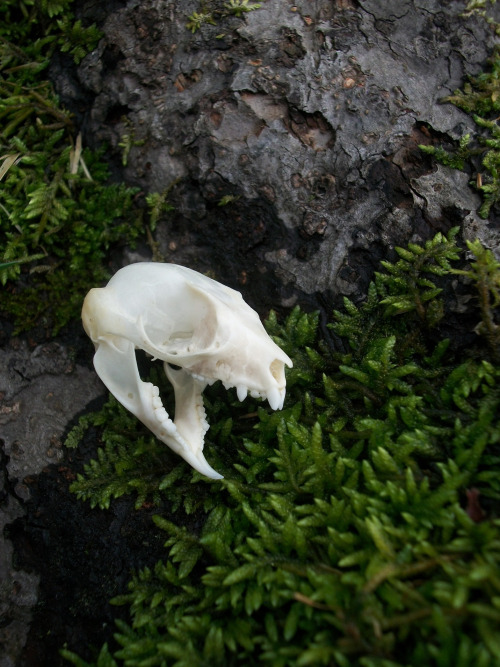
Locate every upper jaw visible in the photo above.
<box><xmin>184</xmin><ymin>369</ymin><xmax>286</xmax><ymax>410</ymax></box>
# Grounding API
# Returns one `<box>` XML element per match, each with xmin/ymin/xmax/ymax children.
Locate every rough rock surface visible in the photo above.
<box><xmin>66</xmin><ymin>0</ymin><xmax>499</xmax><ymax>312</ymax></box>
<box><xmin>0</xmin><ymin>335</ymin><xmax>103</xmax><ymax>666</ymax></box>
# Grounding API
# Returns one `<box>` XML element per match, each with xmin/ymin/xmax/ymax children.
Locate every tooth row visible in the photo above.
<box><xmin>149</xmin><ymin>386</ymin><xmax>178</xmax><ymax>436</ymax></box>
<box><xmin>196</xmin><ymin>402</ymin><xmax>210</xmax><ymax>434</ymax></box>
<box><xmin>231</xmin><ymin>384</ymin><xmax>286</xmax><ymax>411</ymax></box>
<box><xmin>154</xmin><ymin>406</ymin><xmax>175</xmax><ymax>432</ymax></box>
<box><xmin>224</xmin><ymin>383</ymin><xmax>286</xmax><ymax>410</ymax></box>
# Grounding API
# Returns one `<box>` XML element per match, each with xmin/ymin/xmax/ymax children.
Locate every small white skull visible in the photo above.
<box><xmin>82</xmin><ymin>263</ymin><xmax>292</xmax><ymax>479</ymax></box>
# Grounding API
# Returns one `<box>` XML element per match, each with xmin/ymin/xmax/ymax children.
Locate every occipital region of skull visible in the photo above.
<box><xmin>82</xmin><ymin>263</ymin><xmax>292</xmax><ymax>479</ymax></box>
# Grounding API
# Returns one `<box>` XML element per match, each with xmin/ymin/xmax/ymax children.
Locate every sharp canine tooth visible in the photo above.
<box><xmin>278</xmin><ymin>389</ymin><xmax>285</xmax><ymax>410</ymax></box>
<box><xmin>237</xmin><ymin>385</ymin><xmax>247</xmax><ymax>402</ymax></box>
<box><xmin>266</xmin><ymin>387</ymin><xmax>281</xmax><ymax>411</ymax></box>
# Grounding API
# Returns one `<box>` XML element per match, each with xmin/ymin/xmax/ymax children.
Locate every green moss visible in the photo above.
<box><xmin>186</xmin><ymin>0</ymin><xmax>263</xmax><ymax>33</ymax></box>
<box><xmin>0</xmin><ymin>0</ymin><xmax>145</xmax><ymax>333</ymax></box>
<box><xmin>62</xmin><ymin>230</ymin><xmax>500</xmax><ymax>667</ymax></box>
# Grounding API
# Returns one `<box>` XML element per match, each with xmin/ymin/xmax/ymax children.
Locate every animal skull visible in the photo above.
<box><xmin>82</xmin><ymin>263</ymin><xmax>292</xmax><ymax>479</ymax></box>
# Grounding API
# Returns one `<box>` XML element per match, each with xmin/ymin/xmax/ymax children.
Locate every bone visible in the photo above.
<box><xmin>82</xmin><ymin>262</ymin><xmax>292</xmax><ymax>479</ymax></box>
<box><xmin>266</xmin><ymin>387</ymin><xmax>282</xmax><ymax>411</ymax></box>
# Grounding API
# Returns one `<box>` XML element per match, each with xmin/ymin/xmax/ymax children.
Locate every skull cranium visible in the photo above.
<box><xmin>82</xmin><ymin>263</ymin><xmax>292</xmax><ymax>479</ymax></box>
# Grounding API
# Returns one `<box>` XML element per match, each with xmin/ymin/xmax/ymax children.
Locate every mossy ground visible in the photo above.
<box><xmin>61</xmin><ymin>231</ymin><xmax>500</xmax><ymax>667</ymax></box>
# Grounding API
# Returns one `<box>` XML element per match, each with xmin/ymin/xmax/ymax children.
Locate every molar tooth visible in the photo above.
<box><xmin>162</xmin><ymin>419</ymin><xmax>177</xmax><ymax>435</ymax></box>
<box><xmin>152</xmin><ymin>396</ymin><xmax>162</xmax><ymax>409</ymax></box>
<box><xmin>151</xmin><ymin>385</ymin><xmax>160</xmax><ymax>397</ymax></box>
<box><xmin>236</xmin><ymin>385</ymin><xmax>247</xmax><ymax>402</ymax></box>
<box><xmin>196</xmin><ymin>404</ymin><xmax>209</xmax><ymax>434</ymax></box>
<box><xmin>154</xmin><ymin>406</ymin><xmax>169</xmax><ymax>422</ymax></box>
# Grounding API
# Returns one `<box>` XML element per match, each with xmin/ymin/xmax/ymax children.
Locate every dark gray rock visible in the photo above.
<box><xmin>0</xmin><ymin>341</ymin><xmax>103</xmax><ymax>666</ymax></box>
<box><xmin>69</xmin><ymin>0</ymin><xmax>499</xmax><ymax>312</ymax></box>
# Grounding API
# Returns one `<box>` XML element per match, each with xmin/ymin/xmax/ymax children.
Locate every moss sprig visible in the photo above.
<box><xmin>452</xmin><ymin>239</ymin><xmax>500</xmax><ymax>361</ymax></box>
<box><xmin>186</xmin><ymin>0</ymin><xmax>263</xmax><ymax>33</ymax></box>
<box><xmin>420</xmin><ymin>42</ymin><xmax>500</xmax><ymax>218</ymax></box>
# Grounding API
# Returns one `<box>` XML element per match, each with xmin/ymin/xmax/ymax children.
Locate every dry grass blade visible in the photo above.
<box><xmin>0</xmin><ymin>152</ymin><xmax>21</xmax><ymax>180</ymax></box>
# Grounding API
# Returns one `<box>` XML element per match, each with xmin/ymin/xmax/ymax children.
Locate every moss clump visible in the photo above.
<box><xmin>0</xmin><ymin>0</ymin><xmax>145</xmax><ymax>333</ymax></box>
<box><xmin>186</xmin><ymin>0</ymin><xmax>264</xmax><ymax>33</ymax></box>
<box><xmin>420</xmin><ymin>36</ymin><xmax>500</xmax><ymax>218</ymax></box>
<box><xmin>62</xmin><ymin>230</ymin><xmax>500</xmax><ymax>667</ymax></box>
